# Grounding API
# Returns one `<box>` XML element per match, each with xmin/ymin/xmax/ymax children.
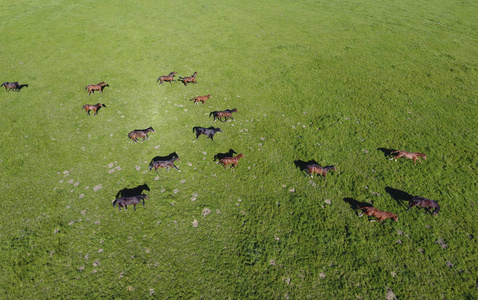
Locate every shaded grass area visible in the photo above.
<box><xmin>1</xmin><ymin>0</ymin><xmax>477</xmax><ymax>298</ymax></box>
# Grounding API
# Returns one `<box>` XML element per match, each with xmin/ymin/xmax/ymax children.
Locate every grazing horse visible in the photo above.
<box><xmin>149</xmin><ymin>157</ymin><xmax>181</xmax><ymax>172</ymax></box>
<box><xmin>218</xmin><ymin>153</ymin><xmax>244</xmax><ymax>169</ymax></box>
<box><xmin>179</xmin><ymin>72</ymin><xmax>197</xmax><ymax>86</ymax></box>
<box><xmin>210</xmin><ymin>109</ymin><xmax>238</xmax><ymax>122</ymax></box>
<box><xmin>82</xmin><ymin>103</ymin><xmax>105</xmax><ymax>116</ymax></box>
<box><xmin>191</xmin><ymin>94</ymin><xmax>211</xmax><ymax>105</ymax></box>
<box><xmin>390</xmin><ymin>150</ymin><xmax>427</xmax><ymax>164</ymax></box>
<box><xmin>157</xmin><ymin>72</ymin><xmax>177</xmax><ymax>85</ymax></box>
<box><xmin>128</xmin><ymin>127</ymin><xmax>155</xmax><ymax>143</ymax></box>
<box><xmin>407</xmin><ymin>196</ymin><xmax>440</xmax><ymax>215</ymax></box>
<box><xmin>112</xmin><ymin>194</ymin><xmax>149</xmax><ymax>211</ymax></box>
<box><xmin>193</xmin><ymin>126</ymin><xmax>222</xmax><ymax>141</ymax></box>
<box><xmin>85</xmin><ymin>82</ymin><xmax>109</xmax><ymax>95</ymax></box>
<box><xmin>359</xmin><ymin>206</ymin><xmax>398</xmax><ymax>223</ymax></box>
<box><xmin>304</xmin><ymin>164</ymin><xmax>337</xmax><ymax>180</ymax></box>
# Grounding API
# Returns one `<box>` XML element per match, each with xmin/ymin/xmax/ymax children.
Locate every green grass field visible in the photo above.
<box><xmin>1</xmin><ymin>0</ymin><xmax>477</xmax><ymax>298</ymax></box>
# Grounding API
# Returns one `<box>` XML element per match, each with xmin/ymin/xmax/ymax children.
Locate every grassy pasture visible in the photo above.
<box><xmin>1</xmin><ymin>0</ymin><xmax>477</xmax><ymax>298</ymax></box>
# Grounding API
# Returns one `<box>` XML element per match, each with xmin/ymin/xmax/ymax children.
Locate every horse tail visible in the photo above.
<box><xmin>81</xmin><ymin>105</ymin><xmax>86</xmax><ymax>109</ymax></box>
<box><xmin>0</xmin><ymin>83</ymin><xmax>5</xmax><ymax>87</ymax></box>
<box><xmin>148</xmin><ymin>162</ymin><xmax>153</xmax><ymax>171</ymax></box>
<box><xmin>112</xmin><ymin>199</ymin><xmax>117</xmax><ymax>208</ymax></box>
<box><xmin>193</xmin><ymin>126</ymin><xmax>198</xmax><ymax>133</ymax></box>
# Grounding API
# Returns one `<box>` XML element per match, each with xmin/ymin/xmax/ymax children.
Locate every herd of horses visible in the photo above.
<box><xmin>3</xmin><ymin>72</ymin><xmax>439</xmax><ymax>218</ymax></box>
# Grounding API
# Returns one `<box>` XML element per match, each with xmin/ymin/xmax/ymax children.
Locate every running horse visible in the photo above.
<box><xmin>304</xmin><ymin>164</ymin><xmax>337</xmax><ymax>180</ymax></box>
<box><xmin>157</xmin><ymin>72</ymin><xmax>177</xmax><ymax>85</ymax></box>
<box><xmin>1</xmin><ymin>82</ymin><xmax>28</xmax><ymax>92</ymax></box>
<box><xmin>390</xmin><ymin>150</ymin><xmax>427</xmax><ymax>164</ymax></box>
<box><xmin>85</xmin><ymin>82</ymin><xmax>109</xmax><ymax>95</ymax></box>
<box><xmin>82</xmin><ymin>103</ymin><xmax>106</xmax><ymax>116</ymax></box>
<box><xmin>179</xmin><ymin>72</ymin><xmax>197</xmax><ymax>86</ymax></box>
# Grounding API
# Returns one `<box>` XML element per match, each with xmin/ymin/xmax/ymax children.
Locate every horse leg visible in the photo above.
<box><xmin>173</xmin><ymin>165</ymin><xmax>180</xmax><ymax>172</ymax></box>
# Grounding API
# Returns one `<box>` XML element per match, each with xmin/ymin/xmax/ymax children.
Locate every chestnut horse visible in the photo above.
<box><xmin>82</xmin><ymin>103</ymin><xmax>105</xmax><ymax>116</ymax></box>
<box><xmin>390</xmin><ymin>150</ymin><xmax>426</xmax><ymax>164</ymax></box>
<box><xmin>210</xmin><ymin>109</ymin><xmax>238</xmax><ymax>122</ymax></box>
<box><xmin>359</xmin><ymin>206</ymin><xmax>398</xmax><ymax>223</ymax></box>
<box><xmin>128</xmin><ymin>127</ymin><xmax>155</xmax><ymax>143</ymax></box>
<box><xmin>218</xmin><ymin>153</ymin><xmax>244</xmax><ymax>169</ymax></box>
<box><xmin>305</xmin><ymin>164</ymin><xmax>336</xmax><ymax>180</ymax></box>
<box><xmin>86</xmin><ymin>82</ymin><xmax>109</xmax><ymax>95</ymax></box>
<box><xmin>157</xmin><ymin>72</ymin><xmax>177</xmax><ymax>85</ymax></box>
<box><xmin>191</xmin><ymin>94</ymin><xmax>211</xmax><ymax>105</ymax></box>
<box><xmin>179</xmin><ymin>72</ymin><xmax>197</xmax><ymax>86</ymax></box>
<box><xmin>407</xmin><ymin>196</ymin><xmax>440</xmax><ymax>215</ymax></box>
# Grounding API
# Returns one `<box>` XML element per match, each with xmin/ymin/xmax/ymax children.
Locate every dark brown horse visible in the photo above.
<box><xmin>191</xmin><ymin>94</ymin><xmax>211</xmax><ymax>105</ymax></box>
<box><xmin>82</xmin><ymin>103</ymin><xmax>105</xmax><ymax>116</ymax></box>
<box><xmin>1</xmin><ymin>82</ymin><xmax>27</xmax><ymax>92</ymax></box>
<box><xmin>407</xmin><ymin>196</ymin><xmax>440</xmax><ymax>215</ymax></box>
<box><xmin>85</xmin><ymin>82</ymin><xmax>109</xmax><ymax>95</ymax></box>
<box><xmin>179</xmin><ymin>72</ymin><xmax>197</xmax><ymax>86</ymax></box>
<box><xmin>149</xmin><ymin>157</ymin><xmax>181</xmax><ymax>172</ymax></box>
<box><xmin>157</xmin><ymin>72</ymin><xmax>177</xmax><ymax>85</ymax></box>
<box><xmin>305</xmin><ymin>164</ymin><xmax>336</xmax><ymax>180</ymax></box>
<box><xmin>112</xmin><ymin>194</ymin><xmax>149</xmax><ymax>211</ymax></box>
<box><xmin>193</xmin><ymin>126</ymin><xmax>222</xmax><ymax>141</ymax></box>
<box><xmin>128</xmin><ymin>127</ymin><xmax>155</xmax><ymax>143</ymax></box>
<box><xmin>210</xmin><ymin>109</ymin><xmax>238</xmax><ymax>122</ymax></box>
<box><xmin>390</xmin><ymin>150</ymin><xmax>427</xmax><ymax>164</ymax></box>
<box><xmin>218</xmin><ymin>153</ymin><xmax>244</xmax><ymax>169</ymax></box>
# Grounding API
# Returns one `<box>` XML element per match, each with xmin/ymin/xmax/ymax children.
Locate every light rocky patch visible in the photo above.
<box><xmin>93</xmin><ymin>184</ymin><xmax>102</xmax><ymax>191</ymax></box>
<box><xmin>192</xmin><ymin>218</ymin><xmax>198</xmax><ymax>227</ymax></box>
<box><xmin>385</xmin><ymin>287</ymin><xmax>397</xmax><ymax>300</ymax></box>
<box><xmin>202</xmin><ymin>208</ymin><xmax>211</xmax><ymax>217</ymax></box>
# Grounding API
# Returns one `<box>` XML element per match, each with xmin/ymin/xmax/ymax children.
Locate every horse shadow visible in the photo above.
<box><xmin>116</xmin><ymin>183</ymin><xmax>150</xmax><ymax>199</ymax></box>
<box><xmin>377</xmin><ymin>147</ymin><xmax>397</xmax><ymax>158</ymax></box>
<box><xmin>149</xmin><ymin>152</ymin><xmax>179</xmax><ymax>164</ymax></box>
<box><xmin>343</xmin><ymin>197</ymin><xmax>373</xmax><ymax>215</ymax></box>
<box><xmin>214</xmin><ymin>149</ymin><xmax>237</xmax><ymax>161</ymax></box>
<box><xmin>294</xmin><ymin>159</ymin><xmax>318</xmax><ymax>175</ymax></box>
<box><xmin>385</xmin><ymin>187</ymin><xmax>413</xmax><ymax>209</ymax></box>
<box><xmin>17</xmin><ymin>84</ymin><xmax>29</xmax><ymax>91</ymax></box>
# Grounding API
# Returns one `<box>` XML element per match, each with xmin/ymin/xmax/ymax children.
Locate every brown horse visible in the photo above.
<box><xmin>191</xmin><ymin>94</ymin><xmax>211</xmax><ymax>105</ymax></box>
<box><xmin>82</xmin><ymin>103</ymin><xmax>105</xmax><ymax>116</ymax></box>
<box><xmin>407</xmin><ymin>196</ymin><xmax>440</xmax><ymax>215</ymax></box>
<box><xmin>157</xmin><ymin>72</ymin><xmax>177</xmax><ymax>85</ymax></box>
<box><xmin>128</xmin><ymin>127</ymin><xmax>155</xmax><ymax>143</ymax></box>
<box><xmin>1</xmin><ymin>82</ymin><xmax>19</xmax><ymax>91</ymax></box>
<box><xmin>149</xmin><ymin>157</ymin><xmax>181</xmax><ymax>172</ymax></box>
<box><xmin>210</xmin><ymin>109</ymin><xmax>238</xmax><ymax>122</ymax></box>
<box><xmin>359</xmin><ymin>206</ymin><xmax>398</xmax><ymax>223</ymax></box>
<box><xmin>112</xmin><ymin>194</ymin><xmax>149</xmax><ymax>211</ymax></box>
<box><xmin>179</xmin><ymin>72</ymin><xmax>197</xmax><ymax>86</ymax></box>
<box><xmin>390</xmin><ymin>150</ymin><xmax>427</xmax><ymax>164</ymax></box>
<box><xmin>85</xmin><ymin>82</ymin><xmax>109</xmax><ymax>95</ymax></box>
<box><xmin>305</xmin><ymin>164</ymin><xmax>336</xmax><ymax>180</ymax></box>
<box><xmin>218</xmin><ymin>153</ymin><xmax>244</xmax><ymax>169</ymax></box>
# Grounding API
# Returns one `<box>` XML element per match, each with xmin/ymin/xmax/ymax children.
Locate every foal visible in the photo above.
<box><xmin>179</xmin><ymin>72</ymin><xmax>197</xmax><ymax>86</ymax></box>
<box><xmin>407</xmin><ymin>196</ymin><xmax>440</xmax><ymax>215</ymax></box>
<box><xmin>128</xmin><ymin>127</ymin><xmax>155</xmax><ymax>143</ymax></box>
<box><xmin>304</xmin><ymin>164</ymin><xmax>336</xmax><ymax>180</ymax></box>
<box><xmin>149</xmin><ymin>157</ymin><xmax>181</xmax><ymax>172</ymax></box>
<box><xmin>218</xmin><ymin>153</ymin><xmax>244</xmax><ymax>169</ymax></box>
<box><xmin>390</xmin><ymin>150</ymin><xmax>427</xmax><ymax>164</ymax></box>
<box><xmin>82</xmin><ymin>103</ymin><xmax>105</xmax><ymax>116</ymax></box>
<box><xmin>191</xmin><ymin>94</ymin><xmax>211</xmax><ymax>105</ymax></box>
<box><xmin>210</xmin><ymin>109</ymin><xmax>238</xmax><ymax>122</ymax></box>
<box><xmin>359</xmin><ymin>206</ymin><xmax>398</xmax><ymax>223</ymax></box>
<box><xmin>86</xmin><ymin>82</ymin><xmax>109</xmax><ymax>95</ymax></box>
<box><xmin>157</xmin><ymin>72</ymin><xmax>177</xmax><ymax>85</ymax></box>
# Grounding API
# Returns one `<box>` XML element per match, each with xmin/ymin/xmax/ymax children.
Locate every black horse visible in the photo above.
<box><xmin>1</xmin><ymin>82</ymin><xmax>28</xmax><ymax>92</ymax></box>
<box><xmin>193</xmin><ymin>126</ymin><xmax>222</xmax><ymax>141</ymax></box>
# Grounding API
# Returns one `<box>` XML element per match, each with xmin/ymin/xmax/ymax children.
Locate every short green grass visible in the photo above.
<box><xmin>1</xmin><ymin>0</ymin><xmax>477</xmax><ymax>298</ymax></box>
